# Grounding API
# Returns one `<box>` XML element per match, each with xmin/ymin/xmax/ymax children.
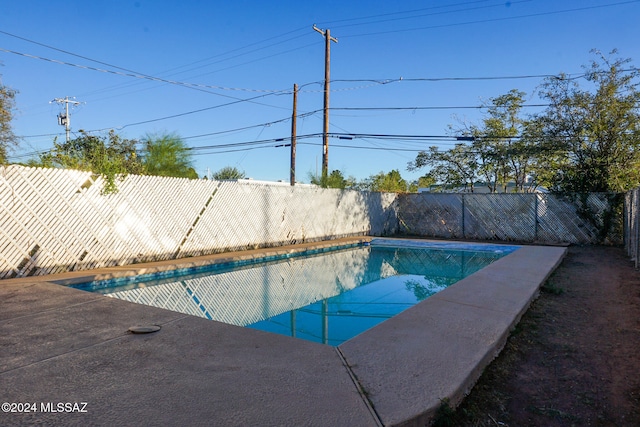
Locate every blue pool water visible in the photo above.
<box><xmin>72</xmin><ymin>239</ymin><xmax>518</xmax><ymax>346</ymax></box>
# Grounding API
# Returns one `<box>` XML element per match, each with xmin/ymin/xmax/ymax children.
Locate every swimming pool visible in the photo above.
<box><xmin>72</xmin><ymin>239</ymin><xmax>519</xmax><ymax>345</ymax></box>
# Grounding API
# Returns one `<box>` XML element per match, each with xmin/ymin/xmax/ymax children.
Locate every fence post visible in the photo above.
<box><xmin>636</xmin><ymin>189</ymin><xmax>639</xmax><ymax>268</ymax></box>
<box><xmin>622</xmin><ymin>191</ymin><xmax>632</xmax><ymax>249</ymax></box>
<box><xmin>534</xmin><ymin>194</ymin><xmax>539</xmax><ymax>242</ymax></box>
<box><xmin>461</xmin><ymin>194</ymin><xmax>465</xmax><ymax>239</ymax></box>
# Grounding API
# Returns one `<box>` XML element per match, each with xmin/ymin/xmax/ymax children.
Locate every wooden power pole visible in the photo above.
<box><xmin>290</xmin><ymin>83</ymin><xmax>298</xmax><ymax>186</ymax></box>
<box><xmin>313</xmin><ymin>25</ymin><xmax>337</xmax><ymax>181</ymax></box>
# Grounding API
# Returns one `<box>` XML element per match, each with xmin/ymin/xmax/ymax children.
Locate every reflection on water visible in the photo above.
<box><xmin>77</xmin><ymin>245</ymin><xmax>508</xmax><ymax>345</ymax></box>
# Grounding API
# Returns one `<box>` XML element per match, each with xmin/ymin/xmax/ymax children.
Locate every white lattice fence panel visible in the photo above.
<box><xmin>180</xmin><ymin>181</ymin><xmax>285</xmax><ymax>255</ymax></box>
<box><xmin>464</xmin><ymin>194</ymin><xmax>536</xmax><ymax>241</ymax></box>
<box><xmin>0</xmin><ymin>167</ymin><xmax>42</xmax><ymax>276</ymax></box>
<box><xmin>282</xmin><ymin>187</ymin><xmax>320</xmax><ymax>242</ymax></box>
<box><xmin>1</xmin><ymin>166</ymin><xmax>101</xmax><ymax>277</ymax></box>
<box><xmin>179</xmin><ymin>184</ymin><xmax>397</xmax><ymax>256</ymax></box>
<box><xmin>368</xmin><ymin>192</ymin><xmax>400</xmax><ymax>236</ymax></box>
<box><xmin>67</xmin><ymin>173</ymin><xmax>147</xmax><ymax>268</ymax></box>
<box><xmin>397</xmin><ymin>193</ymin><xmax>463</xmax><ymax>238</ymax></box>
<box><xmin>94</xmin><ymin>175</ymin><xmax>218</xmax><ymax>262</ymax></box>
<box><xmin>1</xmin><ymin>166</ymin><xmax>397</xmax><ymax>279</ymax></box>
<box><xmin>336</xmin><ymin>190</ymin><xmax>367</xmax><ymax>236</ymax></box>
<box><xmin>397</xmin><ymin>192</ymin><xmax>621</xmax><ymax>244</ymax></box>
<box><xmin>294</xmin><ymin>187</ymin><xmax>346</xmax><ymax>239</ymax></box>
<box><xmin>535</xmin><ymin>194</ymin><xmax>597</xmax><ymax>243</ymax></box>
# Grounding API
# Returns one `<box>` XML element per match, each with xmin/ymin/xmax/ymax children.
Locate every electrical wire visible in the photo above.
<box><xmin>21</xmin><ymin>84</ymin><xmax>619</xmax><ymax>141</ymax></box>
<box><xmin>339</xmin><ymin>1</ymin><xmax>640</xmax><ymax>38</ymax></box>
<box><xmin>182</xmin><ymin>111</ymin><xmax>321</xmax><ymax>141</ymax></box>
<box><xmin>9</xmin><ymin>39</ymin><xmax>629</xmax><ymax>140</ymax></box>
<box><xmin>331</xmin><ymin>103</ymin><xmax>550</xmax><ymax>111</ymax></box>
<box><xmin>186</xmin><ymin>132</ymin><xmax>505</xmax><ymax>155</ymax></box>
<box><xmin>83</xmin><ymin>91</ymin><xmax>297</xmax><ymax>133</ymax></box>
<box><xmin>0</xmin><ymin>29</ymin><xmax>300</xmax><ymax>94</ymax></box>
<box><xmin>322</xmin><ymin>0</ymin><xmax>533</xmax><ymax>31</ymax></box>
<box><xmin>8</xmin><ymin>129</ymin><xmax>591</xmax><ymax>163</ymax></box>
<box><xmin>0</xmin><ymin>47</ymin><xmax>287</xmax><ymax>95</ymax></box>
<box><xmin>314</xmin><ymin>0</ymin><xmax>496</xmax><ymax>26</ymax></box>
<box><xmin>12</xmin><ymin>98</ymin><xmax>538</xmax><ymax>139</ymax></box>
<box><xmin>139</xmin><ymin>28</ymin><xmax>311</xmax><ymax>78</ymax></box>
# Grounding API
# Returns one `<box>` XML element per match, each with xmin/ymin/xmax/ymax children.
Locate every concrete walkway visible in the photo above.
<box><xmin>0</xmin><ymin>238</ymin><xmax>566</xmax><ymax>426</ymax></box>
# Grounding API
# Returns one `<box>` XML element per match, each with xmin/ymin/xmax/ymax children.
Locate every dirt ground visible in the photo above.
<box><xmin>437</xmin><ymin>245</ymin><xmax>640</xmax><ymax>426</ymax></box>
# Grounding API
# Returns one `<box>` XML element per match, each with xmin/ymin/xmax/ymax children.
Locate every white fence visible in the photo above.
<box><xmin>2</xmin><ymin>165</ymin><xmax>634</xmax><ymax>280</ymax></box>
<box><xmin>0</xmin><ymin>166</ymin><xmax>397</xmax><ymax>279</ymax></box>
<box><xmin>397</xmin><ymin>192</ymin><xmax>623</xmax><ymax>245</ymax></box>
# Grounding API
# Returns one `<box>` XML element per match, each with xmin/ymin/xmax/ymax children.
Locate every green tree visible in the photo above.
<box><xmin>409</xmin><ymin>174</ymin><xmax>437</xmax><ymax>192</ymax></box>
<box><xmin>479</xmin><ymin>90</ymin><xmax>527</xmax><ymax>192</ymax></box>
<box><xmin>141</xmin><ymin>133</ymin><xmax>198</xmax><ymax>178</ymax></box>
<box><xmin>408</xmin><ymin>144</ymin><xmax>478</xmax><ymax>192</ymax></box>
<box><xmin>38</xmin><ymin>130</ymin><xmax>143</xmax><ymax>193</ymax></box>
<box><xmin>450</xmin><ymin>89</ymin><xmax>539</xmax><ymax>192</ymax></box>
<box><xmin>536</xmin><ymin>50</ymin><xmax>640</xmax><ymax>192</ymax></box>
<box><xmin>0</xmin><ymin>76</ymin><xmax>18</xmax><ymax>164</ymax></box>
<box><xmin>521</xmin><ymin>116</ymin><xmax>567</xmax><ymax>192</ymax></box>
<box><xmin>309</xmin><ymin>169</ymin><xmax>356</xmax><ymax>189</ymax></box>
<box><xmin>410</xmin><ymin>52</ymin><xmax>640</xmax><ymax>194</ymax></box>
<box><xmin>362</xmin><ymin>169</ymin><xmax>409</xmax><ymax>192</ymax></box>
<box><xmin>212</xmin><ymin>166</ymin><xmax>246</xmax><ymax>180</ymax></box>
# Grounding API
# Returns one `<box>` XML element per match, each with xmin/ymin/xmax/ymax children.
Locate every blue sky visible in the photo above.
<box><xmin>1</xmin><ymin>0</ymin><xmax>639</xmax><ymax>183</ymax></box>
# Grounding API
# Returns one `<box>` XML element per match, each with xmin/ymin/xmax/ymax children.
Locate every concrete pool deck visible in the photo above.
<box><xmin>0</xmin><ymin>237</ymin><xmax>567</xmax><ymax>426</ymax></box>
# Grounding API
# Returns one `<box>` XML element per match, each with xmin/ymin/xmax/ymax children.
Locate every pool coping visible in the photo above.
<box><xmin>0</xmin><ymin>237</ymin><xmax>566</xmax><ymax>426</ymax></box>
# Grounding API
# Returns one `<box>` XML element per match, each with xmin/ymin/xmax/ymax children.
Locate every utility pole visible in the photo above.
<box><xmin>52</xmin><ymin>97</ymin><xmax>81</xmax><ymax>143</ymax></box>
<box><xmin>313</xmin><ymin>25</ymin><xmax>337</xmax><ymax>181</ymax></box>
<box><xmin>290</xmin><ymin>83</ymin><xmax>298</xmax><ymax>186</ymax></box>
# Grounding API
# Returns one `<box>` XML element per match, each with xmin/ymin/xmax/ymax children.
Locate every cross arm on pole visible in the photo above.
<box><xmin>312</xmin><ymin>25</ymin><xmax>338</xmax><ymax>43</ymax></box>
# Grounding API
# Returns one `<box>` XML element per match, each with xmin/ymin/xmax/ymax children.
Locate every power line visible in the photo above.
<box><xmin>314</xmin><ymin>0</ymin><xmax>496</xmax><ymax>27</ymax></box>
<box><xmin>298</xmin><ymin>142</ymin><xmax>425</xmax><ymax>152</ymax></box>
<box><xmin>5</xmin><ymin>40</ymin><xmax>622</xmax><ymax>98</ymax></box>
<box><xmin>0</xmin><ymin>29</ymin><xmax>295</xmax><ymax>93</ymax></box>
<box><xmin>330</xmin><ymin>73</ymin><xmax>565</xmax><ymax>83</ymax></box>
<box><xmin>86</xmin><ymin>91</ymin><xmax>295</xmax><ymax>133</ymax></box>
<box><xmin>182</xmin><ymin>111</ymin><xmax>321</xmax><ymax>141</ymax></box>
<box><xmin>0</xmin><ymin>29</ymin><xmax>155</xmax><ymax>77</ymax></box>
<box><xmin>11</xmin><ymin>96</ymin><xmax>569</xmax><ymax>141</ymax></box>
<box><xmin>323</xmin><ymin>0</ymin><xmax>533</xmax><ymax>31</ymax></box>
<box><xmin>0</xmin><ymin>28</ymin><xmax>321</xmax><ymax>107</ymax></box>
<box><xmin>13</xmin><ymin>61</ymin><xmax>636</xmax><ymax>140</ymax></box>
<box><xmin>339</xmin><ymin>1</ymin><xmax>640</xmax><ymax>38</ymax></box>
<box><xmin>15</xmin><ymin>99</ymin><xmax>547</xmax><ymax>141</ymax></box>
<box><xmin>7</xmin><ymin>130</ymin><xmax>585</xmax><ymax>163</ymax></box>
<box><xmin>187</xmin><ymin>133</ymin><xmax>486</xmax><ymax>154</ymax></box>
<box><xmin>17</xmin><ymin>110</ymin><xmax>322</xmax><ymax>140</ymax></box>
<box><xmin>16</xmin><ymin>69</ymin><xmax>634</xmax><ymax>140</ymax></box>
<box><xmin>0</xmin><ymin>47</ymin><xmax>287</xmax><ymax>95</ymax></box>
<box><xmin>331</xmin><ymin>103</ymin><xmax>550</xmax><ymax>111</ymax></box>
<box><xmin>8</xmin><ymin>40</ymin><xmax>624</xmax><ymax>138</ymax></box>
<box><xmin>190</xmin><ymin>131</ymin><xmax>581</xmax><ymax>154</ymax></box>
<box><xmin>189</xmin><ymin>145</ymin><xmax>282</xmax><ymax>156</ymax></box>
<box><xmin>138</xmin><ymin>28</ymin><xmax>311</xmax><ymax>78</ymax></box>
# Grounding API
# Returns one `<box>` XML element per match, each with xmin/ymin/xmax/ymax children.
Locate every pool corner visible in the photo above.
<box><xmin>337</xmin><ymin>243</ymin><xmax>567</xmax><ymax>426</ymax></box>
